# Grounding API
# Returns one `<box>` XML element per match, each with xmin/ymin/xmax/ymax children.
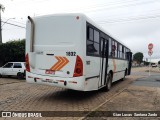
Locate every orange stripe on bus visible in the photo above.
<box><xmin>56</xmin><ymin>57</ymin><xmax>69</xmax><ymax>70</ymax></box>
<box><xmin>50</xmin><ymin>56</ymin><xmax>61</xmax><ymax>70</ymax></box>
<box><xmin>53</xmin><ymin>56</ymin><xmax>64</xmax><ymax>70</ymax></box>
<box><xmin>112</xmin><ymin>59</ymin><xmax>116</xmax><ymax>73</ymax></box>
<box><xmin>50</xmin><ymin>56</ymin><xmax>69</xmax><ymax>71</ymax></box>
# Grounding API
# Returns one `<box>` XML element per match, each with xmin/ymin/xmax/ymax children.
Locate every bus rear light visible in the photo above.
<box><xmin>25</xmin><ymin>53</ymin><xmax>30</xmax><ymax>72</ymax></box>
<box><xmin>76</xmin><ymin>68</ymin><xmax>81</xmax><ymax>74</ymax></box>
<box><xmin>73</xmin><ymin>55</ymin><xmax>83</xmax><ymax>77</ymax></box>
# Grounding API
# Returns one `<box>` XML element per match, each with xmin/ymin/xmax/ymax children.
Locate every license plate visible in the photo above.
<box><xmin>45</xmin><ymin>70</ymin><xmax>55</xmax><ymax>74</ymax></box>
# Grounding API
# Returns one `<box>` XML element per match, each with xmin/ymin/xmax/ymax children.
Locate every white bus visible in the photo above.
<box><xmin>26</xmin><ymin>13</ymin><xmax>132</xmax><ymax>91</ymax></box>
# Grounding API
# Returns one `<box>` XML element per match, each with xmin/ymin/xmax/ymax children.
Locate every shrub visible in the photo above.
<box><xmin>0</xmin><ymin>39</ymin><xmax>25</xmax><ymax>66</ymax></box>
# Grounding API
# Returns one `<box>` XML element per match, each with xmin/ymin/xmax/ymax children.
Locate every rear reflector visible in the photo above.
<box><xmin>69</xmin><ymin>81</ymin><xmax>77</xmax><ymax>84</ymax></box>
<box><xmin>56</xmin><ymin>80</ymin><xmax>64</xmax><ymax>82</ymax></box>
<box><xmin>73</xmin><ymin>55</ymin><xmax>83</xmax><ymax>77</ymax></box>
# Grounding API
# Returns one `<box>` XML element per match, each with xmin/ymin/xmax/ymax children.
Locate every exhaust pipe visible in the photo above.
<box><xmin>28</xmin><ymin>16</ymin><xmax>35</xmax><ymax>52</ymax></box>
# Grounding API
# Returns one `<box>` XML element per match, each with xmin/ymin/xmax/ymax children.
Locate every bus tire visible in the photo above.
<box><xmin>122</xmin><ymin>69</ymin><xmax>127</xmax><ymax>81</ymax></box>
<box><xmin>125</xmin><ymin>69</ymin><xmax>128</xmax><ymax>76</ymax></box>
<box><xmin>0</xmin><ymin>74</ymin><xmax>2</xmax><ymax>78</ymax></box>
<box><xmin>105</xmin><ymin>73</ymin><xmax>112</xmax><ymax>91</ymax></box>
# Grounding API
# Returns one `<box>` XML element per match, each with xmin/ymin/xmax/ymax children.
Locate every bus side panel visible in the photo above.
<box><xmin>84</xmin><ymin>77</ymin><xmax>99</xmax><ymax>91</ymax></box>
<box><xmin>85</xmin><ymin>56</ymin><xmax>100</xmax><ymax>91</ymax></box>
<box><xmin>108</xmin><ymin>58</ymin><xmax>128</xmax><ymax>82</ymax></box>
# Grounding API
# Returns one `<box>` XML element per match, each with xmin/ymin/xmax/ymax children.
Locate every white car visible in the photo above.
<box><xmin>0</xmin><ymin>62</ymin><xmax>26</xmax><ymax>79</ymax></box>
<box><xmin>151</xmin><ymin>63</ymin><xmax>157</xmax><ymax>67</ymax></box>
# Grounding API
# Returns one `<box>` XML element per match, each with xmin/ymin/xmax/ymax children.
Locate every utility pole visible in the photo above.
<box><xmin>0</xmin><ymin>5</ymin><xmax>2</xmax><ymax>44</ymax></box>
<box><xmin>0</xmin><ymin>4</ymin><xmax>5</xmax><ymax>44</ymax></box>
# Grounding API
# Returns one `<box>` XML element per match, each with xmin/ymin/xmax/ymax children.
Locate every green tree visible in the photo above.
<box><xmin>133</xmin><ymin>52</ymin><xmax>144</xmax><ymax>65</ymax></box>
<box><xmin>0</xmin><ymin>39</ymin><xmax>25</xmax><ymax>66</ymax></box>
<box><xmin>158</xmin><ymin>61</ymin><xmax>160</xmax><ymax>65</ymax></box>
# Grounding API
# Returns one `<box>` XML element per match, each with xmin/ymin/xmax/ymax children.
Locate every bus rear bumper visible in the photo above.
<box><xmin>26</xmin><ymin>72</ymin><xmax>85</xmax><ymax>91</ymax></box>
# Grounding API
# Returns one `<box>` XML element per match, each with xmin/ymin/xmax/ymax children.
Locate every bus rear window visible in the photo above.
<box><xmin>87</xmin><ymin>25</ymin><xmax>100</xmax><ymax>56</ymax></box>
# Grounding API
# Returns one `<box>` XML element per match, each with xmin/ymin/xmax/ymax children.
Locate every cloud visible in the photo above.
<box><xmin>100</xmin><ymin>17</ymin><xmax>160</xmax><ymax>60</ymax></box>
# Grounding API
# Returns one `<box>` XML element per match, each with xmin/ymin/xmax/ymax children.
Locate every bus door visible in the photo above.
<box><xmin>127</xmin><ymin>52</ymin><xmax>132</xmax><ymax>75</ymax></box>
<box><xmin>99</xmin><ymin>38</ymin><xmax>109</xmax><ymax>88</ymax></box>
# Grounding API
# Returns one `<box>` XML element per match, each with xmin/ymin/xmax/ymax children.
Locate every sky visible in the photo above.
<box><xmin>0</xmin><ymin>0</ymin><xmax>160</xmax><ymax>62</ymax></box>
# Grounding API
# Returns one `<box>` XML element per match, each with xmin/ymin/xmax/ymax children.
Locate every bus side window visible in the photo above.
<box><xmin>87</xmin><ymin>26</ymin><xmax>89</xmax><ymax>39</ymax></box>
<box><xmin>94</xmin><ymin>30</ymin><xmax>100</xmax><ymax>55</ymax></box>
<box><xmin>117</xmin><ymin>43</ymin><xmax>120</xmax><ymax>58</ymax></box>
<box><xmin>115</xmin><ymin>41</ymin><xmax>117</xmax><ymax>58</ymax></box>
<box><xmin>108</xmin><ymin>38</ymin><xmax>111</xmax><ymax>57</ymax></box>
<box><xmin>111</xmin><ymin>40</ymin><xmax>115</xmax><ymax>57</ymax></box>
<box><xmin>124</xmin><ymin>47</ymin><xmax>126</xmax><ymax>59</ymax></box>
<box><xmin>94</xmin><ymin>30</ymin><xmax>99</xmax><ymax>43</ymax></box>
<box><xmin>87</xmin><ymin>27</ymin><xmax>94</xmax><ymax>41</ymax></box>
<box><xmin>86</xmin><ymin>27</ymin><xmax>100</xmax><ymax>55</ymax></box>
<box><xmin>126</xmin><ymin>49</ymin><xmax>129</xmax><ymax>60</ymax></box>
<box><xmin>94</xmin><ymin>43</ymin><xmax>99</xmax><ymax>55</ymax></box>
<box><xmin>87</xmin><ymin>40</ymin><xmax>97</xmax><ymax>53</ymax></box>
<box><xmin>119</xmin><ymin>44</ymin><xmax>122</xmax><ymax>58</ymax></box>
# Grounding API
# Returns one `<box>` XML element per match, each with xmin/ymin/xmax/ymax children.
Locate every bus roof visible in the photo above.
<box><xmin>32</xmin><ymin>13</ymin><xmax>130</xmax><ymax>51</ymax></box>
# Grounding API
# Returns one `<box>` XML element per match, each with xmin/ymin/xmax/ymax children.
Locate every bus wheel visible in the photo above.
<box><xmin>105</xmin><ymin>73</ymin><xmax>112</xmax><ymax>91</ymax></box>
<box><xmin>122</xmin><ymin>69</ymin><xmax>127</xmax><ymax>81</ymax></box>
<box><xmin>0</xmin><ymin>74</ymin><xmax>2</xmax><ymax>78</ymax></box>
<box><xmin>125</xmin><ymin>69</ymin><xmax>128</xmax><ymax>76</ymax></box>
